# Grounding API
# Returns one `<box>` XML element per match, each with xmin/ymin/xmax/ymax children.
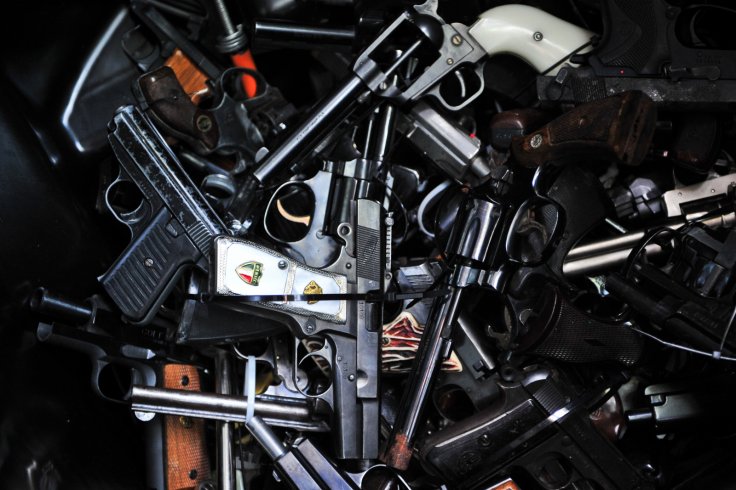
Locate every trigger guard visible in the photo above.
<box><xmin>263</xmin><ymin>180</ymin><xmax>293</xmax><ymax>244</ymax></box>
<box><xmin>90</xmin><ymin>360</ymin><xmax>105</xmax><ymax>399</ymax></box>
<box><xmin>298</xmin><ymin>349</ymin><xmax>333</xmax><ymax>367</ymax></box>
<box><xmin>263</xmin><ymin>179</ymin><xmax>315</xmax><ymax>244</ymax></box>
<box><xmin>427</xmin><ymin>63</ymin><xmax>485</xmax><ymax>112</ymax></box>
<box><xmin>91</xmin><ymin>360</ymin><xmax>126</xmax><ymax>405</ymax></box>
<box><xmin>297</xmin><ymin>340</ymin><xmax>334</xmax><ymax>367</ymax></box>
<box><xmin>292</xmin><ymin>337</ymin><xmax>335</xmax><ymax>402</ymax></box>
<box><xmin>104</xmin><ymin>177</ymin><xmax>150</xmax><ymax>235</ymax></box>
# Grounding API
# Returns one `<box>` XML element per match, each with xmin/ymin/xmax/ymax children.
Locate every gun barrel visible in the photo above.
<box><xmin>131</xmin><ymin>385</ymin><xmax>323</xmax><ymax>430</ymax></box>
<box><xmin>30</xmin><ymin>288</ymin><xmax>93</xmax><ymax>324</ymax></box>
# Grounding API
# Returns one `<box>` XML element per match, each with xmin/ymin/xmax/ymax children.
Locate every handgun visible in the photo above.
<box><xmin>419</xmin><ymin>368</ymin><xmax>651</xmax><ymax>489</ymax></box>
<box><xmin>228</xmin><ymin>1</ymin><xmax>594</xmax><ymax>223</ymax></box>
<box><xmin>501</xmin><ymin>165</ymin><xmax>644</xmax><ymax>366</ymax></box>
<box><xmin>209</xmin><ymin>194</ymin><xmax>386</xmax><ymax>461</ymax></box>
<box><xmin>31</xmin><ymin>287</ymin><xmax>216</xmax><ymax>490</ymax></box>
<box><xmin>100</xmin><ymin>105</ymin><xmax>227</xmax><ymax>324</ymax></box>
<box><xmin>537</xmin><ymin>0</ymin><xmax>736</xmax><ymax>111</ymax></box>
<box><xmin>33</xmin><ymin>319</ymin><xmax>166</xmax><ymax>489</ymax></box>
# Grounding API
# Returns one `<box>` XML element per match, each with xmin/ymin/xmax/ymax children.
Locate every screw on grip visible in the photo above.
<box><xmin>514</xmin><ymin>285</ymin><xmax>643</xmax><ymax>366</ymax></box>
<box><xmin>504</xmin><ymin>165</ymin><xmax>643</xmax><ymax>366</ymax></box>
<box><xmin>100</xmin><ymin>106</ymin><xmax>226</xmax><ymax>324</ymax></box>
<box><xmin>511</xmin><ymin>91</ymin><xmax>657</xmax><ymax>168</ymax></box>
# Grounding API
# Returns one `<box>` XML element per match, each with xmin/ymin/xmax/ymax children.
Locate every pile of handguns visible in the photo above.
<box><xmin>27</xmin><ymin>0</ymin><xmax>736</xmax><ymax>488</ymax></box>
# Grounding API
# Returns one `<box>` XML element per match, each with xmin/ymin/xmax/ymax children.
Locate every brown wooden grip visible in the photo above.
<box><xmin>163</xmin><ymin>364</ymin><xmax>210</xmax><ymax>490</ymax></box>
<box><xmin>164</xmin><ymin>49</ymin><xmax>210</xmax><ymax>104</ymax></box>
<box><xmin>511</xmin><ymin>91</ymin><xmax>656</xmax><ymax>168</ymax></box>
<box><xmin>138</xmin><ymin>66</ymin><xmax>220</xmax><ymax>151</ymax></box>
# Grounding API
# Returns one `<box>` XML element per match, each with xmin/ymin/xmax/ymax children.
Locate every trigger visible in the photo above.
<box><xmin>435</xmin><ymin>63</ymin><xmax>485</xmax><ymax>111</ymax></box>
<box><xmin>453</xmin><ymin>70</ymin><xmax>467</xmax><ymax>99</ymax></box>
<box><xmin>277</xmin><ymin>198</ymin><xmax>312</xmax><ymax>226</ymax></box>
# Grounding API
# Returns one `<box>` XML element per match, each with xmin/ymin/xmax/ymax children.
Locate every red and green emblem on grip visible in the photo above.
<box><xmin>236</xmin><ymin>261</ymin><xmax>263</xmax><ymax>286</ymax></box>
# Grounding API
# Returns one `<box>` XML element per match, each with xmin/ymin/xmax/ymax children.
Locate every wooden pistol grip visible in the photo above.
<box><xmin>511</xmin><ymin>91</ymin><xmax>656</xmax><ymax>167</ymax></box>
<box><xmin>163</xmin><ymin>364</ymin><xmax>210</xmax><ymax>490</ymax></box>
<box><xmin>165</xmin><ymin>49</ymin><xmax>210</xmax><ymax>104</ymax></box>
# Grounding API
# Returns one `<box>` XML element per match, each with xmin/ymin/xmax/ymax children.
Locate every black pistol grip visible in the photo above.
<box><xmin>519</xmin><ymin>287</ymin><xmax>643</xmax><ymax>366</ymax></box>
<box><xmin>595</xmin><ymin>0</ymin><xmax>670</xmax><ymax>75</ymax></box>
<box><xmin>99</xmin><ymin>207</ymin><xmax>201</xmax><ymax>324</ymax></box>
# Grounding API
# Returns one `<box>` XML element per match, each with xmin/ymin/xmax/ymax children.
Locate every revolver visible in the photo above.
<box><xmin>229</xmin><ymin>1</ymin><xmax>594</xmax><ymax>222</ymax></box>
<box><xmin>501</xmin><ymin>165</ymin><xmax>644</xmax><ymax>366</ymax></box>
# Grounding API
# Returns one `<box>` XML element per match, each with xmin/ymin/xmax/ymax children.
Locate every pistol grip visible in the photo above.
<box><xmin>99</xmin><ymin>207</ymin><xmax>201</xmax><ymax>324</ymax></box>
<box><xmin>511</xmin><ymin>91</ymin><xmax>656</xmax><ymax>168</ymax></box>
<box><xmin>516</xmin><ymin>286</ymin><xmax>643</xmax><ymax>366</ymax></box>
<box><xmin>162</xmin><ymin>364</ymin><xmax>210</xmax><ymax>490</ymax></box>
<box><xmin>469</xmin><ymin>4</ymin><xmax>594</xmax><ymax>75</ymax></box>
<box><xmin>595</xmin><ymin>0</ymin><xmax>671</xmax><ymax>76</ymax></box>
<box><xmin>138</xmin><ymin>66</ymin><xmax>219</xmax><ymax>152</ymax></box>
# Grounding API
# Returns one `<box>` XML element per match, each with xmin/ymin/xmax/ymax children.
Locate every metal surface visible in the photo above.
<box><xmin>403</xmin><ymin>102</ymin><xmax>491</xmax><ymax>186</ymax></box>
<box><xmin>662</xmin><ymin>173</ymin><xmax>736</xmax><ymax>218</ymax></box>
<box><xmin>564</xmin><ymin>212</ymin><xmax>736</xmax><ymax>275</ymax></box>
<box><xmin>457</xmin><ymin>313</ymin><xmax>496</xmax><ymax>373</ymax></box>
<box><xmin>384</xmin><ymin>195</ymin><xmax>509</xmax><ymax>468</ymax></box>
<box><xmin>382</xmin><ymin>285</ymin><xmax>462</xmax><ymax>469</ymax></box>
<box><xmin>130</xmin><ymin>386</ymin><xmax>324</xmax><ymax>430</ymax></box>
<box><xmin>253</xmin><ymin>20</ymin><xmax>355</xmax><ymax>50</ymax></box>
<box><xmin>225</xmin><ymin>165</ymin><xmax>385</xmax><ymax>459</ymax></box>
<box><xmin>252</xmin><ymin>74</ymin><xmax>367</xmax><ymax>184</ymax></box>
<box><xmin>245</xmin><ymin>416</ymin><xmax>287</xmax><ymax>460</ymax></box>
<box><xmin>211</xmin><ymin>0</ymin><xmax>246</xmax><ymax>53</ymax></box>
<box><xmin>231</xmin><ymin>1</ymin><xmax>497</xmax><ymax>221</ymax></box>
<box><xmin>30</xmin><ymin>288</ymin><xmax>93</xmax><ymax>323</ymax></box>
<box><xmin>448</xmin><ymin>198</ymin><xmax>507</xmax><ymax>269</ymax></box>
<box><xmin>243</xmin><ymin>419</ymin><xmax>356</xmax><ymax>489</ymax></box>
<box><xmin>215</xmin><ymin>352</ymin><xmax>234</xmax><ymax>490</ymax></box>
<box><xmin>564</xmin><ymin>245</ymin><xmax>662</xmax><ymax>276</ymax></box>
<box><xmin>101</xmin><ymin>105</ymin><xmax>227</xmax><ymax>323</ymax></box>
<box><xmin>418</xmin><ymin>372</ymin><xmax>645</xmax><ymax>489</ymax></box>
<box><xmin>264</xmin><ymin>170</ymin><xmax>341</xmax><ymax>268</ymax></box>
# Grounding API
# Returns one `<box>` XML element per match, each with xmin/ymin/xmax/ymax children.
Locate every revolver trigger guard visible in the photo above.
<box><xmin>427</xmin><ymin>62</ymin><xmax>486</xmax><ymax>112</ymax></box>
<box><xmin>216</xmin><ymin>66</ymin><xmax>267</xmax><ymax>100</ymax></box>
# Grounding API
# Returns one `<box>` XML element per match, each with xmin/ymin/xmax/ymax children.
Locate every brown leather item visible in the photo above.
<box><xmin>511</xmin><ymin>91</ymin><xmax>657</xmax><ymax>168</ymax></box>
<box><xmin>163</xmin><ymin>364</ymin><xmax>210</xmax><ymax>490</ymax></box>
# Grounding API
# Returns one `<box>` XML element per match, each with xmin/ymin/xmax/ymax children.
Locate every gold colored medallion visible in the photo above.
<box><xmin>303</xmin><ymin>280</ymin><xmax>323</xmax><ymax>304</ymax></box>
